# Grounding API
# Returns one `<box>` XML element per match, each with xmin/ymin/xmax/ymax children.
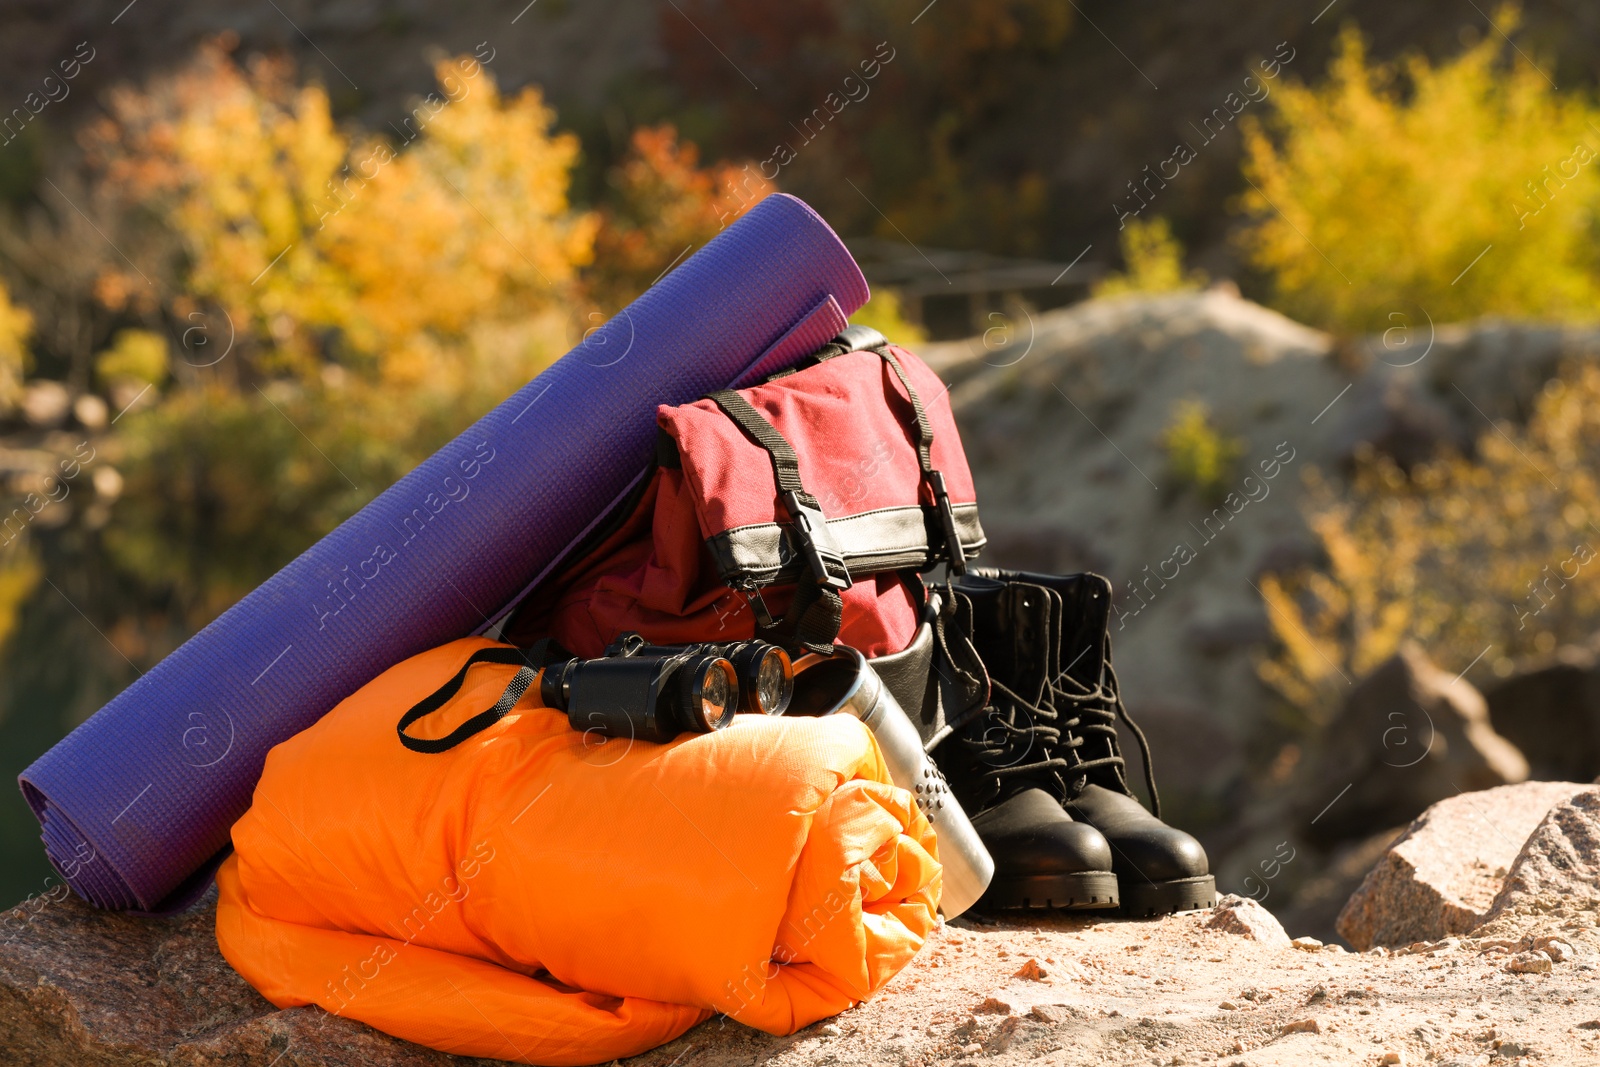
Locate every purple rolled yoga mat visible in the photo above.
<box><xmin>20</xmin><ymin>193</ymin><xmax>868</xmax><ymax>912</ymax></box>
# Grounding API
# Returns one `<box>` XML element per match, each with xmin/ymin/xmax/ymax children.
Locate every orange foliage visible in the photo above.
<box><xmin>586</xmin><ymin>126</ymin><xmax>773</xmax><ymax>313</ymax></box>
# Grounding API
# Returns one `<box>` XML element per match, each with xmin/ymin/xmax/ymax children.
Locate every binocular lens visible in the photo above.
<box><xmin>688</xmin><ymin>657</ymin><xmax>738</xmax><ymax>732</ymax></box>
<box><xmin>747</xmin><ymin>646</ymin><xmax>793</xmax><ymax>716</ymax></box>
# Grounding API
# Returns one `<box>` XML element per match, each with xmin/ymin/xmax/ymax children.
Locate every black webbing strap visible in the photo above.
<box><xmin>706</xmin><ymin>389</ymin><xmax>851</xmax><ymax>593</ymax></box>
<box><xmin>876</xmin><ymin>348</ymin><xmax>936</xmax><ymax>477</ymax></box>
<box><xmin>773</xmin><ymin>577</ymin><xmax>846</xmax><ymax>656</ymax></box>
<box><xmin>706</xmin><ymin>389</ymin><xmax>847</xmax><ymax>653</ymax></box>
<box><xmin>869</xmin><ymin>345</ymin><xmax>967</xmax><ymax>574</ymax></box>
<box><xmin>397</xmin><ymin>646</ymin><xmax>538</xmax><ymax>754</ymax></box>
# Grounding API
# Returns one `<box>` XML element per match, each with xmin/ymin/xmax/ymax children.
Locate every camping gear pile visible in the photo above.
<box><xmin>19</xmin><ymin>195</ymin><xmax>1215</xmax><ymax>1066</ymax></box>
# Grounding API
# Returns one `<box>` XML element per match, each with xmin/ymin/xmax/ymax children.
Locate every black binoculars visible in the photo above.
<box><xmin>540</xmin><ymin>633</ymin><xmax>793</xmax><ymax>743</ymax></box>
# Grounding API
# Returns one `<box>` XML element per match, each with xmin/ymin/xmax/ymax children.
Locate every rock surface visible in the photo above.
<box><xmin>1480</xmin><ymin>788</ymin><xmax>1600</xmax><ymax>933</ymax></box>
<box><xmin>0</xmin><ymin>886</ymin><xmax>468</xmax><ymax>1066</ymax></box>
<box><xmin>1204</xmin><ymin>894</ymin><xmax>1292</xmax><ymax>948</ymax></box>
<box><xmin>1296</xmin><ymin>643</ymin><xmax>1528</xmax><ymax>845</ymax></box>
<box><xmin>7</xmin><ymin>850</ymin><xmax>1600</xmax><ymax>1067</ymax></box>
<box><xmin>1336</xmin><ymin>781</ymin><xmax>1593</xmax><ymax>950</ymax></box>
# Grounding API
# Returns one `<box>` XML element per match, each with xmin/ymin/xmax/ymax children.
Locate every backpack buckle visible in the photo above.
<box><xmin>928</xmin><ymin>470</ymin><xmax>968</xmax><ymax>575</ymax></box>
<box><xmin>741</xmin><ymin>585</ymin><xmax>777</xmax><ymax>629</ymax></box>
<box><xmin>781</xmin><ymin>490</ymin><xmax>853</xmax><ymax>591</ymax></box>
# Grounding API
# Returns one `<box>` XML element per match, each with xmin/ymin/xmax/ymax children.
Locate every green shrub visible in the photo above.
<box><xmin>1162</xmin><ymin>400</ymin><xmax>1242</xmax><ymax>502</ymax></box>
<box><xmin>94</xmin><ymin>329</ymin><xmax>169</xmax><ymax>388</ymax></box>
<box><xmin>1094</xmin><ymin>217</ymin><xmax>1205</xmax><ymax>298</ymax></box>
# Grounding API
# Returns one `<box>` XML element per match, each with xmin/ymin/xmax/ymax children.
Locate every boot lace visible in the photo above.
<box><xmin>1049</xmin><ymin>654</ymin><xmax>1162</xmax><ymax>818</ymax></box>
<box><xmin>931</xmin><ymin>589</ymin><xmax>1160</xmax><ymax>816</ymax></box>
<box><xmin>931</xmin><ymin>598</ymin><xmax>1076</xmax><ymax>803</ymax></box>
<box><xmin>948</xmin><ymin>674</ymin><xmax>1125</xmax><ymax>807</ymax></box>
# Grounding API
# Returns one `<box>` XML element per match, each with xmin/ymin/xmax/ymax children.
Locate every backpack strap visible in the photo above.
<box><xmin>705</xmin><ymin>389</ymin><xmax>852</xmax><ymax>594</ymax></box>
<box><xmin>772</xmin><ymin>575</ymin><xmax>847</xmax><ymax>656</ymax></box>
<box><xmin>705</xmin><ymin>389</ymin><xmax>849</xmax><ymax>655</ymax></box>
<box><xmin>759</xmin><ymin>330</ymin><xmax>970</xmax><ymax>573</ymax></box>
<box><xmin>871</xmin><ymin>346</ymin><xmax>968</xmax><ymax>575</ymax></box>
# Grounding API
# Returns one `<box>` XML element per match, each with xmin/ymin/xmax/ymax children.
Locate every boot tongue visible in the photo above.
<box><xmin>1001</xmin><ymin>583</ymin><xmax>1054</xmax><ymax>707</ymax></box>
<box><xmin>943</xmin><ymin>581</ymin><xmax>1069</xmax><ymax>803</ymax></box>
<box><xmin>1058</xmin><ymin>579</ymin><xmax>1108</xmax><ymax>688</ymax></box>
<box><xmin>960</xmin><ymin>579</ymin><xmax>1051</xmax><ymax>704</ymax></box>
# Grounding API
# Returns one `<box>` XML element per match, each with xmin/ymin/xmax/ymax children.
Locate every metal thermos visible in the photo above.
<box><xmin>791</xmin><ymin>646</ymin><xmax>995</xmax><ymax>919</ymax></box>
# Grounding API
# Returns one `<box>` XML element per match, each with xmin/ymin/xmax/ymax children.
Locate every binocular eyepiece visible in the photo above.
<box><xmin>539</xmin><ymin>634</ymin><xmax>793</xmax><ymax>743</ymax></box>
<box><xmin>714</xmin><ymin>639</ymin><xmax>795</xmax><ymax>717</ymax></box>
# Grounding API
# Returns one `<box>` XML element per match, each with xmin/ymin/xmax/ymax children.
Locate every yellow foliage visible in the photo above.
<box><xmin>318</xmin><ymin>61</ymin><xmax>596</xmax><ymax>382</ymax></box>
<box><xmin>87</xmin><ymin>44</ymin><xmax>594</xmax><ymax>383</ymax></box>
<box><xmin>95</xmin><ymin>329</ymin><xmax>169</xmax><ymax>387</ymax></box>
<box><xmin>1239</xmin><ymin>13</ymin><xmax>1600</xmax><ymax>331</ymax></box>
<box><xmin>1162</xmin><ymin>400</ymin><xmax>1241</xmax><ymax>502</ymax></box>
<box><xmin>1259</xmin><ymin>364</ymin><xmax>1600</xmax><ymax>724</ymax></box>
<box><xmin>67</xmin><ymin>42</ymin><xmax>604</xmax><ymax>619</ymax></box>
<box><xmin>850</xmin><ymin>289</ymin><xmax>926</xmax><ymax>346</ymax></box>
<box><xmin>1094</xmin><ymin>217</ymin><xmax>1205</xmax><ymax>298</ymax></box>
<box><xmin>0</xmin><ymin>280</ymin><xmax>34</xmax><ymax>410</ymax></box>
<box><xmin>0</xmin><ymin>542</ymin><xmax>40</xmax><ymax>652</ymax></box>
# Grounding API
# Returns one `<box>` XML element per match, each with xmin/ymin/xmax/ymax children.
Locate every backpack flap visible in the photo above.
<box><xmin>657</xmin><ymin>343</ymin><xmax>985</xmax><ymax>595</ymax></box>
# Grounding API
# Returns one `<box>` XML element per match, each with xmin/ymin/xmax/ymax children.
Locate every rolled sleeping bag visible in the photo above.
<box><xmin>20</xmin><ymin>193</ymin><xmax>869</xmax><ymax>912</ymax></box>
<box><xmin>216</xmin><ymin>637</ymin><xmax>940</xmax><ymax>1065</ymax></box>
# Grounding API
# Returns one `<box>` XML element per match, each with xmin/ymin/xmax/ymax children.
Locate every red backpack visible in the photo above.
<box><xmin>502</xmin><ymin>326</ymin><xmax>984</xmax><ymax>657</ymax></box>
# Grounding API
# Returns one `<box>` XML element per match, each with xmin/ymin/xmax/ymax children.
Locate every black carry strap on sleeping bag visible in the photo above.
<box><xmin>396</xmin><ymin>639</ymin><xmax>570</xmax><ymax>753</ymax></box>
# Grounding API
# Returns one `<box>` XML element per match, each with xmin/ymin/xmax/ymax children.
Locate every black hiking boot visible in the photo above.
<box><xmin>927</xmin><ymin>580</ymin><xmax>1118</xmax><ymax>911</ymax></box>
<box><xmin>950</xmin><ymin>570</ymin><xmax>1217</xmax><ymax>918</ymax></box>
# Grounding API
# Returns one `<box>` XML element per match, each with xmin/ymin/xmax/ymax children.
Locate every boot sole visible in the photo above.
<box><xmin>1118</xmin><ymin>875</ymin><xmax>1216</xmax><ymax>917</ymax></box>
<box><xmin>977</xmin><ymin>871</ymin><xmax>1120</xmax><ymax>912</ymax></box>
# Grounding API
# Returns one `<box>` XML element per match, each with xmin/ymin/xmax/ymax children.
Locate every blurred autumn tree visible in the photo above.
<box><xmin>0</xmin><ymin>37</ymin><xmax>777</xmax><ymax>666</ymax></box>
<box><xmin>1239</xmin><ymin>13</ymin><xmax>1600</xmax><ymax>332</ymax></box>
<box><xmin>1258</xmin><ymin>364</ymin><xmax>1600</xmax><ymax>725</ymax></box>
<box><xmin>586</xmin><ymin>125</ymin><xmax>772</xmax><ymax>313</ymax></box>
<box><xmin>71</xmin><ymin>42</ymin><xmax>595</xmax><ymax>621</ymax></box>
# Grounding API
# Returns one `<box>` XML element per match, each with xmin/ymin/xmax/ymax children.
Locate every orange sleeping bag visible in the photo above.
<box><xmin>215</xmin><ymin>637</ymin><xmax>941</xmax><ymax>1065</ymax></box>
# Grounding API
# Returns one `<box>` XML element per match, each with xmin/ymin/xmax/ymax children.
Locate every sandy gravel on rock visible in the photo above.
<box><xmin>625</xmin><ymin>908</ymin><xmax>1600</xmax><ymax>1067</ymax></box>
